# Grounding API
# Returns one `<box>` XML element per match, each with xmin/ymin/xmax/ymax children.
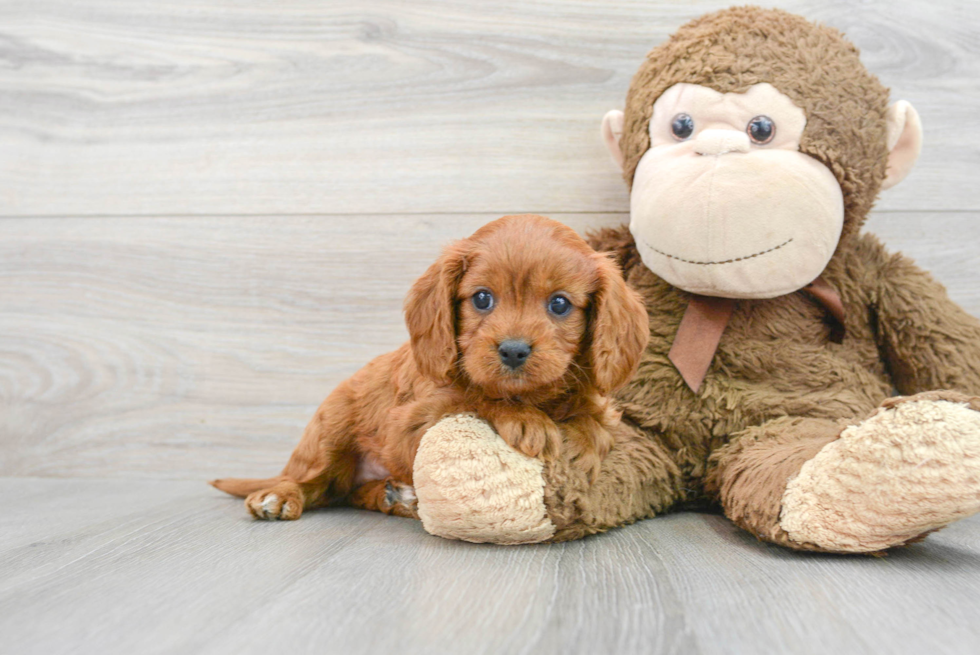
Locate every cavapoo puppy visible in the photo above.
<box><xmin>211</xmin><ymin>214</ymin><xmax>648</xmax><ymax>520</ymax></box>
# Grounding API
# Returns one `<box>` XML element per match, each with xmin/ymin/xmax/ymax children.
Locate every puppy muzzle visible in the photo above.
<box><xmin>498</xmin><ymin>339</ymin><xmax>532</xmax><ymax>370</ymax></box>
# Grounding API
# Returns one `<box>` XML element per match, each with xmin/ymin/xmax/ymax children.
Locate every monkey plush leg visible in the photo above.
<box><xmin>412</xmin><ymin>415</ymin><xmax>682</xmax><ymax>544</ymax></box>
<box><xmin>709</xmin><ymin>392</ymin><xmax>980</xmax><ymax>553</ymax></box>
<box><xmin>541</xmin><ymin>419</ymin><xmax>682</xmax><ymax>543</ymax></box>
<box><xmin>705</xmin><ymin>417</ymin><xmax>846</xmax><ymax>550</ymax></box>
<box><xmin>412</xmin><ymin>415</ymin><xmax>556</xmax><ymax>544</ymax></box>
<box><xmin>780</xmin><ymin>392</ymin><xmax>980</xmax><ymax>552</ymax></box>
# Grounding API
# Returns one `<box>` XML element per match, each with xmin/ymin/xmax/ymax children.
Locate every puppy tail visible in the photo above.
<box><xmin>209</xmin><ymin>476</ymin><xmax>280</xmax><ymax>498</ymax></box>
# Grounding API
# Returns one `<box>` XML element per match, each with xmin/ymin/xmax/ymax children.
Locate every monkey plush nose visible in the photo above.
<box><xmin>498</xmin><ymin>340</ymin><xmax>532</xmax><ymax>369</ymax></box>
<box><xmin>693</xmin><ymin>129</ymin><xmax>751</xmax><ymax>156</ymax></box>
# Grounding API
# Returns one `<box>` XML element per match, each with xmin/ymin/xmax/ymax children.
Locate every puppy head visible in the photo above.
<box><xmin>405</xmin><ymin>215</ymin><xmax>648</xmax><ymax>397</ymax></box>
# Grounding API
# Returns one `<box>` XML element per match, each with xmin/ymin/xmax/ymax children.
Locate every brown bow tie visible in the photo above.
<box><xmin>668</xmin><ymin>277</ymin><xmax>846</xmax><ymax>393</ymax></box>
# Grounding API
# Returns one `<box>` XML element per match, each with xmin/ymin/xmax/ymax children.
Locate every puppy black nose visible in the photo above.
<box><xmin>498</xmin><ymin>340</ymin><xmax>532</xmax><ymax>369</ymax></box>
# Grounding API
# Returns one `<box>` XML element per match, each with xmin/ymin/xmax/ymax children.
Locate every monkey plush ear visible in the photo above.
<box><xmin>881</xmin><ymin>100</ymin><xmax>923</xmax><ymax>190</ymax></box>
<box><xmin>601</xmin><ymin>110</ymin><xmax>626</xmax><ymax>171</ymax></box>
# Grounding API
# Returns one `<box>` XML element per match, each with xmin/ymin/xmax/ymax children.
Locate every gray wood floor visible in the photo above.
<box><xmin>3</xmin><ymin>1</ymin><xmax>980</xmax><ymax>653</ymax></box>
<box><xmin>3</xmin><ymin>478</ymin><xmax>980</xmax><ymax>655</ymax></box>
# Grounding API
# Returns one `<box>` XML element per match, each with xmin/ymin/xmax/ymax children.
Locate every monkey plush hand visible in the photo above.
<box><xmin>412</xmin><ymin>7</ymin><xmax>980</xmax><ymax>552</ymax></box>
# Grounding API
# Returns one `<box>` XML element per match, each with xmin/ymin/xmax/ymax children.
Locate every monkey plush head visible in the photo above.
<box><xmin>601</xmin><ymin>7</ymin><xmax>923</xmax><ymax>299</ymax></box>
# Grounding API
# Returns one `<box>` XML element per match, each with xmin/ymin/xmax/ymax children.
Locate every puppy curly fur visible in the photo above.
<box><xmin>211</xmin><ymin>214</ymin><xmax>648</xmax><ymax>520</ymax></box>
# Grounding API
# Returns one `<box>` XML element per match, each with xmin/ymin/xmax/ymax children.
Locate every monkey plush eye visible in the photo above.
<box><xmin>472</xmin><ymin>290</ymin><xmax>494</xmax><ymax>312</ymax></box>
<box><xmin>670</xmin><ymin>113</ymin><xmax>695</xmax><ymax>140</ymax></box>
<box><xmin>547</xmin><ymin>294</ymin><xmax>572</xmax><ymax>316</ymax></box>
<box><xmin>747</xmin><ymin>115</ymin><xmax>775</xmax><ymax>144</ymax></box>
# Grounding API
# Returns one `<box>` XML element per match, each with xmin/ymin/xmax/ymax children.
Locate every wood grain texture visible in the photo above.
<box><xmin>2</xmin><ymin>2</ymin><xmax>980</xmax><ymax>653</ymax></box>
<box><xmin>1</xmin><ymin>478</ymin><xmax>979</xmax><ymax>655</ymax></box>
<box><xmin>0</xmin><ymin>0</ymin><xmax>978</xmax><ymax>216</ymax></box>
<box><xmin>2</xmin><ymin>212</ymin><xmax>977</xmax><ymax>479</ymax></box>
<box><xmin>0</xmin><ymin>212</ymin><xmax>614</xmax><ymax>478</ymax></box>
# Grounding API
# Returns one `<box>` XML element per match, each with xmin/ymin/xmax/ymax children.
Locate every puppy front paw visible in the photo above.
<box><xmin>492</xmin><ymin>409</ymin><xmax>561</xmax><ymax>460</ymax></box>
<box><xmin>245</xmin><ymin>482</ymin><xmax>304</xmax><ymax>520</ymax></box>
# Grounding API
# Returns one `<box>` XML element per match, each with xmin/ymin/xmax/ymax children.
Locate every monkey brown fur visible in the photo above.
<box><xmin>414</xmin><ymin>7</ymin><xmax>980</xmax><ymax>552</ymax></box>
<box><xmin>618</xmin><ymin>7</ymin><xmax>889</xmax><ymax>243</ymax></box>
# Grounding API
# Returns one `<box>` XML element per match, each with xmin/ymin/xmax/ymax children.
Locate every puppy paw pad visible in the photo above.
<box><xmin>245</xmin><ymin>489</ymin><xmax>301</xmax><ymax>521</ymax></box>
<box><xmin>261</xmin><ymin>494</ymin><xmax>279</xmax><ymax>513</ymax></box>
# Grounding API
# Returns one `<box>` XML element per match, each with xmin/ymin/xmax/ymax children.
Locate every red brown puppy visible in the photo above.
<box><xmin>211</xmin><ymin>214</ymin><xmax>648</xmax><ymax>520</ymax></box>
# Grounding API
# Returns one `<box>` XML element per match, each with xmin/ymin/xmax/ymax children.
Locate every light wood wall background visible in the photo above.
<box><xmin>2</xmin><ymin>0</ymin><xmax>979</xmax><ymax>481</ymax></box>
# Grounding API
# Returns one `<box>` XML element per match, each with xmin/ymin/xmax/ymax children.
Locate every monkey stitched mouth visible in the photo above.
<box><xmin>639</xmin><ymin>236</ymin><xmax>794</xmax><ymax>266</ymax></box>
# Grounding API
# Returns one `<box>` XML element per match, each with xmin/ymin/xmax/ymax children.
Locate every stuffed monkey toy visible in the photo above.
<box><xmin>412</xmin><ymin>6</ymin><xmax>980</xmax><ymax>552</ymax></box>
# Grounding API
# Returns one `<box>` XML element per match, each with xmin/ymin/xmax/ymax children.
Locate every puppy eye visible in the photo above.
<box><xmin>671</xmin><ymin>113</ymin><xmax>694</xmax><ymax>141</ymax></box>
<box><xmin>472</xmin><ymin>290</ymin><xmax>494</xmax><ymax>312</ymax></box>
<box><xmin>747</xmin><ymin>115</ymin><xmax>775</xmax><ymax>144</ymax></box>
<box><xmin>547</xmin><ymin>294</ymin><xmax>572</xmax><ymax>317</ymax></box>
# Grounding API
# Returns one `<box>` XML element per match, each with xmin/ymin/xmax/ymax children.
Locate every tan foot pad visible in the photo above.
<box><xmin>780</xmin><ymin>399</ymin><xmax>980</xmax><ymax>552</ymax></box>
<box><xmin>413</xmin><ymin>414</ymin><xmax>556</xmax><ymax>544</ymax></box>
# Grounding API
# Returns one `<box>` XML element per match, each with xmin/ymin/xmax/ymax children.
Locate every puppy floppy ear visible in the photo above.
<box><xmin>404</xmin><ymin>241</ymin><xmax>469</xmax><ymax>383</ymax></box>
<box><xmin>588</xmin><ymin>254</ymin><xmax>649</xmax><ymax>394</ymax></box>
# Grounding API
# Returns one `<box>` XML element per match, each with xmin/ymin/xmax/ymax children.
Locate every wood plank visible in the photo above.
<box><xmin>1</xmin><ymin>478</ymin><xmax>979</xmax><ymax>655</ymax></box>
<box><xmin>1</xmin><ymin>212</ymin><xmax>977</xmax><ymax>479</ymax></box>
<box><xmin>0</xmin><ymin>477</ymin><xmax>202</xmax><ymax>550</ymax></box>
<box><xmin>0</xmin><ymin>0</ymin><xmax>978</xmax><ymax>216</ymax></box>
<box><xmin>0</xmin><ymin>212</ymin><xmax>621</xmax><ymax>478</ymax></box>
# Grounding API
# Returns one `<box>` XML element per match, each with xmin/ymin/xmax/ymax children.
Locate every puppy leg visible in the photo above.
<box><xmin>245</xmin><ymin>480</ymin><xmax>306</xmax><ymax>520</ymax></box>
<box><xmin>245</xmin><ymin>380</ymin><xmax>361</xmax><ymax>520</ymax></box>
<box><xmin>349</xmin><ymin>479</ymin><xmax>420</xmax><ymax>519</ymax></box>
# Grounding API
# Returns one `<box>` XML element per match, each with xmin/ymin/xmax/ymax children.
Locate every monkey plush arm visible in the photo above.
<box><xmin>873</xmin><ymin>247</ymin><xmax>980</xmax><ymax>395</ymax></box>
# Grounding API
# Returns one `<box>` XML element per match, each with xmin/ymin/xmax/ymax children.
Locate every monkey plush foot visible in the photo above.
<box><xmin>413</xmin><ymin>414</ymin><xmax>556</xmax><ymax>544</ymax></box>
<box><xmin>780</xmin><ymin>392</ymin><xmax>980</xmax><ymax>552</ymax></box>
